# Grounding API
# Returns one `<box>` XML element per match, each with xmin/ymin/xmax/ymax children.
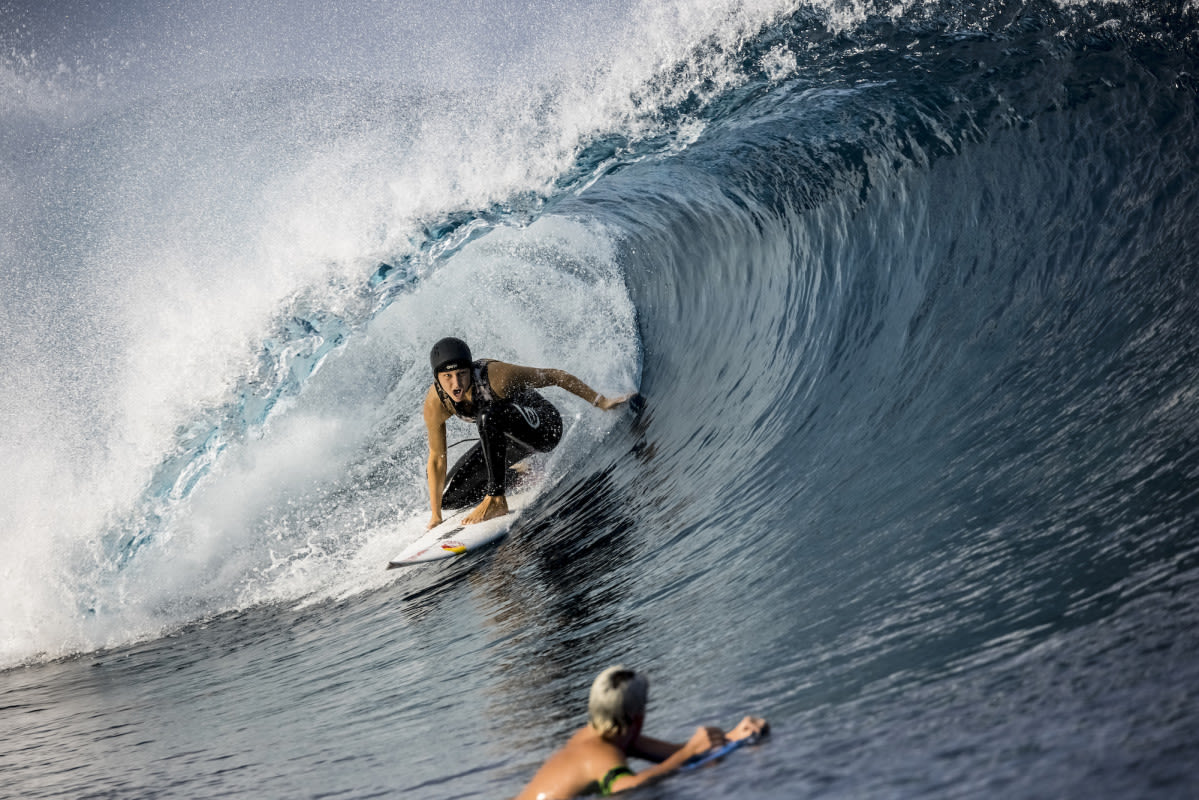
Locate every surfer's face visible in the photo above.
<box><xmin>438</xmin><ymin>368</ymin><xmax>471</xmax><ymax>401</ymax></box>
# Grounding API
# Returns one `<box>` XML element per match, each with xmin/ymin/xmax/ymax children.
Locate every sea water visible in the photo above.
<box><xmin>3</xmin><ymin>1</ymin><xmax>1198</xmax><ymax>797</ymax></box>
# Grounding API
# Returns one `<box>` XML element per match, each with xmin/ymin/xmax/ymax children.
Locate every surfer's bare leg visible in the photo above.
<box><xmin>464</xmin><ymin>494</ymin><xmax>508</xmax><ymax>524</ymax></box>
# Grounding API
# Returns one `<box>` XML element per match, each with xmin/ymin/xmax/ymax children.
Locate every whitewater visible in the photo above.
<box><xmin>3</xmin><ymin>0</ymin><xmax>1198</xmax><ymax>797</ymax></box>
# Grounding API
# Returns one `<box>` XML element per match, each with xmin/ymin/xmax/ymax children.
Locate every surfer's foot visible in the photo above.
<box><xmin>463</xmin><ymin>494</ymin><xmax>509</xmax><ymax>525</ymax></box>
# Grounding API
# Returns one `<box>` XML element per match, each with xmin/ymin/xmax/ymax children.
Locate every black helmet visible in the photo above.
<box><xmin>429</xmin><ymin>337</ymin><xmax>472</xmax><ymax>375</ymax></box>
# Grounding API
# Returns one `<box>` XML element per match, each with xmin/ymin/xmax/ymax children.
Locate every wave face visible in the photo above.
<box><xmin>3</xmin><ymin>1</ymin><xmax>1198</xmax><ymax>798</ymax></box>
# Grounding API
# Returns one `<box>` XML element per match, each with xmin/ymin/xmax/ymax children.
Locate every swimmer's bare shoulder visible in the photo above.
<box><xmin>514</xmin><ymin>728</ymin><xmax>623</xmax><ymax>800</ymax></box>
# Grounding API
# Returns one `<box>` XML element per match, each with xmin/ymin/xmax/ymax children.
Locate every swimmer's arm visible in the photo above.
<box><xmin>629</xmin><ymin>717</ymin><xmax>769</xmax><ymax>764</ymax></box>
<box><xmin>423</xmin><ymin>387</ymin><xmax>451</xmax><ymax>528</ymax></box>
<box><xmin>607</xmin><ymin>727</ymin><xmax>725</xmax><ymax>793</ymax></box>
<box><xmin>490</xmin><ymin>362</ymin><xmax>634</xmax><ymax>410</ymax></box>
<box><xmin>627</xmin><ymin>735</ymin><xmax>681</xmax><ymax>763</ymax></box>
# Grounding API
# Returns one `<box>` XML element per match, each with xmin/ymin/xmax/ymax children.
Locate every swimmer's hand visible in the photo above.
<box><xmin>683</xmin><ymin>726</ymin><xmax>728</xmax><ymax>758</ymax></box>
<box><xmin>728</xmin><ymin>716</ymin><xmax>770</xmax><ymax>741</ymax></box>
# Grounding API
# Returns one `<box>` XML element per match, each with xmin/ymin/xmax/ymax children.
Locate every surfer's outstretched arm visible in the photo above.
<box><xmin>488</xmin><ymin>362</ymin><xmax>637</xmax><ymax>411</ymax></box>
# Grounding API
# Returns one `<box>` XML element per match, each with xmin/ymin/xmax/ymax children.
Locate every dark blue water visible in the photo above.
<box><xmin>3</xmin><ymin>1</ymin><xmax>1198</xmax><ymax>797</ymax></box>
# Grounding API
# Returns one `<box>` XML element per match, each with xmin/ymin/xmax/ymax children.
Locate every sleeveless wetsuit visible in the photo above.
<box><xmin>436</xmin><ymin>359</ymin><xmax>563</xmax><ymax>509</ymax></box>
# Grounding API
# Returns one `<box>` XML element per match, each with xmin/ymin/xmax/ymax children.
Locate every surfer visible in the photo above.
<box><xmin>514</xmin><ymin>665</ymin><xmax>768</xmax><ymax>799</ymax></box>
<box><xmin>424</xmin><ymin>336</ymin><xmax>638</xmax><ymax>528</ymax></box>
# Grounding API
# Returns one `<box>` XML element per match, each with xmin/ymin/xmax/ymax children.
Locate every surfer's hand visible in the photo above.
<box><xmin>684</xmin><ymin>726</ymin><xmax>727</xmax><ymax>757</ymax></box>
<box><xmin>596</xmin><ymin>392</ymin><xmax>640</xmax><ymax>411</ymax></box>
<box><xmin>463</xmin><ymin>494</ymin><xmax>508</xmax><ymax>525</ymax></box>
<box><xmin>728</xmin><ymin>716</ymin><xmax>769</xmax><ymax>741</ymax></box>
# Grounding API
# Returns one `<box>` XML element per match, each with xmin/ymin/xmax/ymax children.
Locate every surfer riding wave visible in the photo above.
<box><xmin>423</xmin><ymin>337</ymin><xmax>639</xmax><ymax>527</ymax></box>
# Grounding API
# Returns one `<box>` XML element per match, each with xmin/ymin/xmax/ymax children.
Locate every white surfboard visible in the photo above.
<box><xmin>386</xmin><ymin>489</ymin><xmax>537</xmax><ymax>569</ymax></box>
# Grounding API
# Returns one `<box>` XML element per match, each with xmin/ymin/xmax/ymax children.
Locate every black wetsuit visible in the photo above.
<box><xmin>436</xmin><ymin>360</ymin><xmax>563</xmax><ymax>509</ymax></box>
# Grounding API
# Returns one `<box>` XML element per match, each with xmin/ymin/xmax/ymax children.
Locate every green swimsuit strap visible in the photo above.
<box><xmin>598</xmin><ymin>765</ymin><xmax>634</xmax><ymax>796</ymax></box>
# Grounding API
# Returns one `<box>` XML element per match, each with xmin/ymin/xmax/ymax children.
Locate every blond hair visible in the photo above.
<box><xmin>588</xmin><ymin>665</ymin><xmax>649</xmax><ymax>739</ymax></box>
